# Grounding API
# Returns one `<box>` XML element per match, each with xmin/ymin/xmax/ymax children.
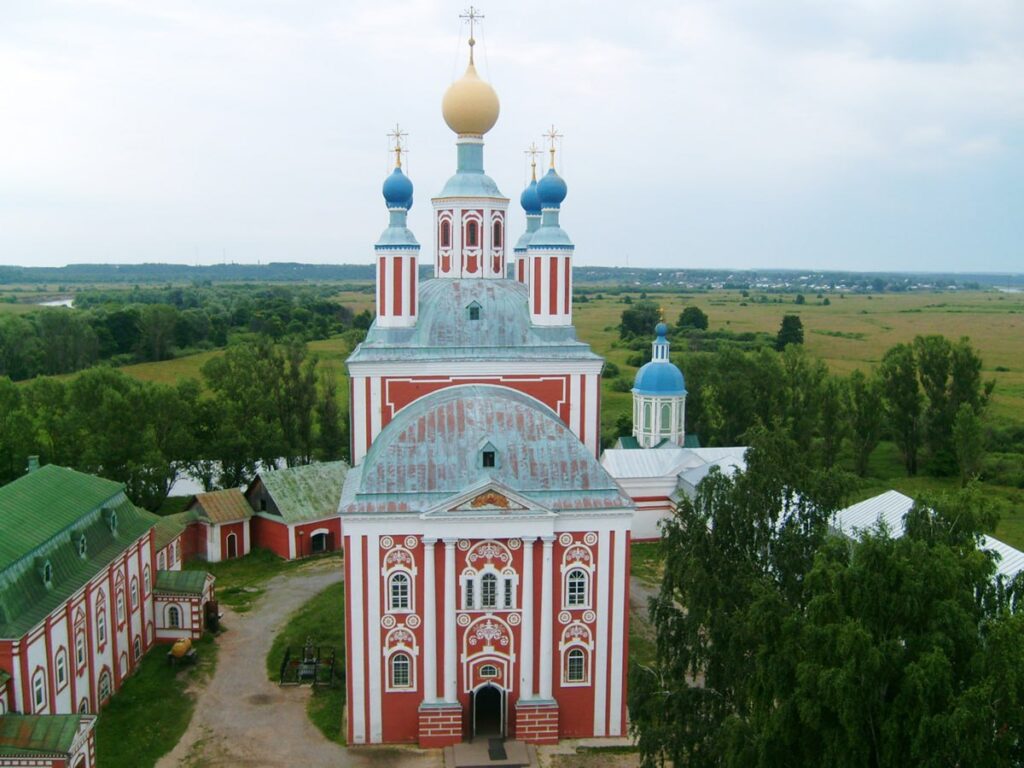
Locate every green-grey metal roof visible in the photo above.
<box><xmin>153</xmin><ymin>511</ymin><xmax>194</xmax><ymax>550</ymax></box>
<box><xmin>155</xmin><ymin>569</ymin><xmax>209</xmax><ymax>595</ymax></box>
<box><xmin>347</xmin><ymin>278</ymin><xmax>602</xmax><ymax>364</ymax></box>
<box><xmin>259</xmin><ymin>461</ymin><xmax>348</xmax><ymax>523</ymax></box>
<box><xmin>0</xmin><ymin>466</ymin><xmax>158</xmax><ymax>638</ymax></box>
<box><xmin>341</xmin><ymin>385</ymin><xmax>631</xmax><ymax>515</ymax></box>
<box><xmin>0</xmin><ymin>714</ymin><xmax>86</xmax><ymax>756</ymax></box>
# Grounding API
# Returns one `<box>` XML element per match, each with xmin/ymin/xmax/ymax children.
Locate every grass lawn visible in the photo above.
<box><xmin>183</xmin><ymin>548</ymin><xmax>342</xmax><ymax>613</ymax></box>
<box><xmin>629</xmin><ymin>541</ymin><xmax>665</xmax><ymax>588</ymax></box>
<box><xmin>95</xmin><ymin>634</ymin><xmax>218</xmax><ymax>768</ymax></box>
<box><xmin>265</xmin><ymin>581</ymin><xmax>346</xmax><ymax>745</ymax></box>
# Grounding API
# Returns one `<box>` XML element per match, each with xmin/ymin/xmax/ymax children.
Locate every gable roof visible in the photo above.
<box><xmin>188</xmin><ymin>488</ymin><xmax>252</xmax><ymax>524</ymax></box>
<box><xmin>155</xmin><ymin>569</ymin><xmax>210</xmax><ymax>596</ymax></box>
<box><xmin>0</xmin><ymin>465</ymin><xmax>123</xmax><ymax>571</ymax></box>
<box><xmin>0</xmin><ymin>714</ymin><xmax>88</xmax><ymax>756</ymax></box>
<box><xmin>0</xmin><ymin>467</ymin><xmax>158</xmax><ymax>638</ymax></box>
<box><xmin>152</xmin><ymin>511</ymin><xmax>194</xmax><ymax>551</ymax></box>
<box><xmin>258</xmin><ymin>461</ymin><xmax>348</xmax><ymax>524</ymax></box>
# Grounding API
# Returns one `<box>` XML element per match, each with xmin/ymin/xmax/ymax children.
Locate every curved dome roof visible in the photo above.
<box><xmin>346</xmin><ymin>385</ymin><xmax>631</xmax><ymax>513</ymax></box>
<box><xmin>536</xmin><ymin>168</ymin><xmax>567</xmax><ymax>208</ymax></box>
<box><xmin>441</xmin><ymin>62</ymin><xmax>500</xmax><ymax>136</ymax></box>
<box><xmin>633</xmin><ymin>360</ymin><xmax>687</xmax><ymax>396</ymax></box>
<box><xmin>520</xmin><ymin>178</ymin><xmax>541</xmax><ymax>215</ymax></box>
<box><xmin>382</xmin><ymin>167</ymin><xmax>413</xmax><ymax>209</ymax></box>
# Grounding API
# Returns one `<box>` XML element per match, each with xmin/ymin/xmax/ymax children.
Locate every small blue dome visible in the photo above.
<box><xmin>655</xmin><ymin>322</ymin><xmax>668</xmax><ymax>337</ymax></box>
<box><xmin>382</xmin><ymin>167</ymin><xmax>414</xmax><ymax>209</ymax></box>
<box><xmin>520</xmin><ymin>179</ymin><xmax>541</xmax><ymax>215</ymax></box>
<box><xmin>536</xmin><ymin>168</ymin><xmax>567</xmax><ymax>208</ymax></box>
<box><xmin>633</xmin><ymin>360</ymin><xmax>687</xmax><ymax>396</ymax></box>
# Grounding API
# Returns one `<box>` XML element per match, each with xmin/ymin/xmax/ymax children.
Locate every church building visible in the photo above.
<box><xmin>340</xmin><ymin>19</ymin><xmax>634</xmax><ymax>748</ymax></box>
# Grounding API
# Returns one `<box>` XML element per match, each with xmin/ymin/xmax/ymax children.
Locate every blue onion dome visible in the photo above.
<box><xmin>520</xmin><ymin>178</ymin><xmax>541</xmax><ymax>215</ymax></box>
<box><xmin>382</xmin><ymin>167</ymin><xmax>414</xmax><ymax>210</ymax></box>
<box><xmin>655</xmin><ymin>322</ymin><xmax>668</xmax><ymax>337</ymax></box>
<box><xmin>536</xmin><ymin>167</ymin><xmax>567</xmax><ymax>208</ymax></box>
<box><xmin>633</xmin><ymin>359</ymin><xmax>686</xmax><ymax>396</ymax></box>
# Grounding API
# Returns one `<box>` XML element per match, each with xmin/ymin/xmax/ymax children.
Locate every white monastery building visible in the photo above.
<box><xmin>340</xmin><ymin>18</ymin><xmax>634</xmax><ymax>747</ymax></box>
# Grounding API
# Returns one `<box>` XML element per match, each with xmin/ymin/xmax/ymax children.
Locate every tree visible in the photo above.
<box><xmin>818</xmin><ymin>376</ymin><xmax>849</xmax><ymax>468</ymax></box>
<box><xmin>953</xmin><ymin>402</ymin><xmax>984</xmax><ymax>487</ymax></box>
<box><xmin>880</xmin><ymin>343</ymin><xmax>922</xmax><ymax>475</ymax></box>
<box><xmin>677</xmin><ymin>306</ymin><xmax>709</xmax><ymax>331</ymax></box>
<box><xmin>619</xmin><ymin>300</ymin><xmax>661</xmax><ymax>340</ymax></box>
<box><xmin>775</xmin><ymin>314</ymin><xmax>804</xmax><ymax>350</ymax></box>
<box><xmin>848</xmin><ymin>369</ymin><xmax>884</xmax><ymax>476</ymax></box>
<box><xmin>795</xmin><ymin>293</ymin><xmax>806</xmax><ymax>305</ymax></box>
<box><xmin>137</xmin><ymin>304</ymin><xmax>179</xmax><ymax>361</ymax></box>
<box><xmin>0</xmin><ymin>377</ymin><xmax>33</xmax><ymax>483</ymax></box>
<box><xmin>315</xmin><ymin>370</ymin><xmax>347</xmax><ymax>461</ymax></box>
<box><xmin>779</xmin><ymin>345</ymin><xmax>826</xmax><ymax>453</ymax></box>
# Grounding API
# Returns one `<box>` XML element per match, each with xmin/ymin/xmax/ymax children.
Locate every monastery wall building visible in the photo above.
<box><xmin>340</xmin><ymin>23</ymin><xmax>634</xmax><ymax>747</ymax></box>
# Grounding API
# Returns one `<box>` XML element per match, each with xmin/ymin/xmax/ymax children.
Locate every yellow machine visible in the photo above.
<box><xmin>171</xmin><ymin>637</ymin><xmax>192</xmax><ymax>658</ymax></box>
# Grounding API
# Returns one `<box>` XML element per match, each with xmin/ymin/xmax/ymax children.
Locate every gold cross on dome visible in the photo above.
<box><xmin>460</xmin><ymin>6</ymin><xmax>484</xmax><ymax>63</ymax></box>
<box><xmin>543</xmin><ymin>125</ymin><xmax>562</xmax><ymax>168</ymax></box>
<box><xmin>525</xmin><ymin>142</ymin><xmax>541</xmax><ymax>179</ymax></box>
<box><xmin>387</xmin><ymin>123</ymin><xmax>408</xmax><ymax>168</ymax></box>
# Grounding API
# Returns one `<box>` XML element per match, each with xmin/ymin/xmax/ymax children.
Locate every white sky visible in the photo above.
<box><xmin>1</xmin><ymin>0</ymin><xmax>1022</xmax><ymax>271</ymax></box>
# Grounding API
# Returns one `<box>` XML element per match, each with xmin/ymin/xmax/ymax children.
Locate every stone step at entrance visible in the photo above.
<box><xmin>445</xmin><ymin>739</ymin><xmax>538</xmax><ymax>768</ymax></box>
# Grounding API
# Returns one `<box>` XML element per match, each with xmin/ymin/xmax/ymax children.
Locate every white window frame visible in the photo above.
<box><xmin>75</xmin><ymin>630</ymin><xmax>86</xmax><ymax>668</ymax></box>
<box><xmin>55</xmin><ymin>648</ymin><xmax>68</xmax><ymax>691</ymax></box>
<box><xmin>566</xmin><ymin>648</ymin><xmax>587</xmax><ymax>683</ymax></box>
<box><xmin>32</xmin><ymin>671</ymin><xmax>46</xmax><ymax>711</ymax></box>
<box><xmin>97</xmin><ymin>609</ymin><xmax>107</xmax><ymax>646</ymax></box>
<box><xmin>130</xmin><ymin>578</ymin><xmax>139</xmax><ymax>609</ymax></box>
<box><xmin>167</xmin><ymin>605</ymin><xmax>182</xmax><ymax>629</ymax></box>
<box><xmin>390</xmin><ymin>651</ymin><xmax>412</xmax><ymax>689</ymax></box>
<box><xmin>565</xmin><ymin>567</ymin><xmax>590</xmax><ymax>609</ymax></box>
<box><xmin>480</xmin><ymin>573</ymin><xmax>498</xmax><ymax>609</ymax></box>
<box><xmin>387</xmin><ymin>571</ymin><xmax>412</xmax><ymax>613</ymax></box>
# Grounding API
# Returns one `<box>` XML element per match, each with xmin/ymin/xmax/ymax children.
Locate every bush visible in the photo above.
<box><xmin>610</xmin><ymin>377</ymin><xmax>634</xmax><ymax>392</ymax></box>
<box><xmin>602</xmin><ymin>361</ymin><xmax>620</xmax><ymax>378</ymax></box>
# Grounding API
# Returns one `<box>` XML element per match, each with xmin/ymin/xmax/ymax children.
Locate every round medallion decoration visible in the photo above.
<box><xmin>457</xmin><ymin>613</ymin><xmax>471</xmax><ymax>627</ymax></box>
<box><xmin>380</xmin><ymin>615</ymin><xmax>396</xmax><ymax>629</ymax></box>
<box><xmin>457</xmin><ymin>539</ymin><xmax>471</xmax><ymax>551</ymax></box>
<box><xmin>558</xmin><ymin>610</ymin><xmax>572</xmax><ymax>625</ymax></box>
<box><xmin>507</xmin><ymin>538</ymin><xmax>521</xmax><ymax>550</ymax></box>
<box><xmin>380</xmin><ymin>536</ymin><xmax>394</xmax><ymax>549</ymax></box>
<box><xmin>404</xmin><ymin>536</ymin><xmax>418</xmax><ymax>549</ymax></box>
<box><xmin>583</xmin><ymin>532</ymin><xmax>598</xmax><ymax>546</ymax></box>
<box><xmin>507</xmin><ymin>613</ymin><xmax>521</xmax><ymax>626</ymax></box>
<box><xmin>406</xmin><ymin>615</ymin><xmax>421</xmax><ymax>629</ymax></box>
<box><xmin>583</xmin><ymin>610</ymin><xmax>596</xmax><ymax>624</ymax></box>
<box><xmin>558</xmin><ymin>533</ymin><xmax>573</xmax><ymax>547</ymax></box>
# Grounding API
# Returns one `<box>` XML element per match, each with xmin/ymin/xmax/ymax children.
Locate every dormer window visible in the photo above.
<box><xmin>103</xmin><ymin>508</ymin><xmax>118</xmax><ymax>534</ymax></box>
<box><xmin>479</xmin><ymin>440</ymin><xmax>499</xmax><ymax>469</ymax></box>
<box><xmin>37</xmin><ymin>558</ymin><xmax>54</xmax><ymax>588</ymax></box>
<box><xmin>467</xmin><ymin>301</ymin><xmax>481</xmax><ymax>321</ymax></box>
<box><xmin>482</xmin><ymin>450</ymin><xmax>496</xmax><ymax>468</ymax></box>
<box><xmin>74</xmin><ymin>533</ymin><xmax>87</xmax><ymax>558</ymax></box>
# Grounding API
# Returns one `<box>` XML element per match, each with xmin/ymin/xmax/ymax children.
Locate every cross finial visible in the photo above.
<box><xmin>460</xmin><ymin>6</ymin><xmax>484</xmax><ymax>65</ymax></box>
<box><xmin>543</xmin><ymin>125</ymin><xmax>562</xmax><ymax>169</ymax></box>
<box><xmin>525</xmin><ymin>142</ymin><xmax>541</xmax><ymax>180</ymax></box>
<box><xmin>387</xmin><ymin>123</ymin><xmax>408</xmax><ymax>169</ymax></box>
<box><xmin>659</xmin><ymin>306</ymin><xmax>665</xmax><ymax>322</ymax></box>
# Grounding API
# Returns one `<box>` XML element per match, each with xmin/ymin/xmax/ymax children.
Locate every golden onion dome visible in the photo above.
<box><xmin>441</xmin><ymin>58</ymin><xmax>500</xmax><ymax>137</ymax></box>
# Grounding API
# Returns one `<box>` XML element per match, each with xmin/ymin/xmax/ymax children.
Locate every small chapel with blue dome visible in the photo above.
<box><xmin>340</xmin><ymin>10</ymin><xmax>633</xmax><ymax>750</ymax></box>
<box><xmin>631</xmin><ymin>322</ymin><xmax>688</xmax><ymax>448</ymax></box>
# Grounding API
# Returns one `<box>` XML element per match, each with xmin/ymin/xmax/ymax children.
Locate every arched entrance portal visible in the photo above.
<box><xmin>472</xmin><ymin>683</ymin><xmax>504</xmax><ymax>739</ymax></box>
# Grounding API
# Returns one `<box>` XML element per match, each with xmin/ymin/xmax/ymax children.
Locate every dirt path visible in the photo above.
<box><xmin>158</xmin><ymin>559</ymin><xmax>441</xmax><ymax>768</ymax></box>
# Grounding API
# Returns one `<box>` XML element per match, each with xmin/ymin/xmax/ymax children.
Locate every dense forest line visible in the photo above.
<box><xmin>0</xmin><ymin>284</ymin><xmax>371</xmax><ymax>380</ymax></box>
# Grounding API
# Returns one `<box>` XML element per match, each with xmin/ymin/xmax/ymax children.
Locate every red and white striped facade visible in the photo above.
<box><xmin>526</xmin><ymin>248</ymin><xmax>573</xmax><ymax>327</ymax></box>
<box><xmin>342</xmin><ymin>499</ymin><xmax>631</xmax><ymax>746</ymax></box>
<box><xmin>0</xmin><ymin>533</ymin><xmax>155</xmax><ymax>718</ymax></box>
<box><xmin>376</xmin><ymin>249</ymin><xmax>418</xmax><ymax>328</ymax></box>
<box><xmin>433</xmin><ymin>200</ymin><xmax>508</xmax><ymax>279</ymax></box>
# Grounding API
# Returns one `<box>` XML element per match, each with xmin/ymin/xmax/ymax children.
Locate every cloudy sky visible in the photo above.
<box><xmin>1</xmin><ymin>0</ymin><xmax>1022</xmax><ymax>271</ymax></box>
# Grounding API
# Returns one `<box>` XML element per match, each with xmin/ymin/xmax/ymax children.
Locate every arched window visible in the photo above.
<box><xmin>466</xmin><ymin>220</ymin><xmax>478</xmax><ymax>248</ymax></box>
<box><xmin>566</xmin><ymin>648</ymin><xmax>587</xmax><ymax>683</ymax></box>
<box><xmin>440</xmin><ymin>219</ymin><xmax>452</xmax><ymax>248</ymax></box>
<box><xmin>78</xmin><ymin>698</ymin><xmax>89</xmax><ymax>714</ymax></box>
<box><xmin>97</xmin><ymin>609</ymin><xmax>107</xmax><ymax>645</ymax></box>
<box><xmin>55</xmin><ymin>649</ymin><xmax>68</xmax><ymax>690</ymax></box>
<box><xmin>661</xmin><ymin>403</ymin><xmax>672</xmax><ymax>434</ymax></box>
<box><xmin>130</xmin><ymin>578</ymin><xmax>139</xmax><ymax>609</ymax></box>
<box><xmin>168</xmin><ymin>605</ymin><xmax>181</xmax><ymax>629</ymax></box>
<box><xmin>116</xmin><ymin>590</ymin><xmax>125</xmax><ymax>623</ymax></box>
<box><xmin>75</xmin><ymin>630</ymin><xmax>86</xmax><ymax>667</ymax></box>
<box><xmin>143</xmin><ymin>566</ymin><xmax>151</xmax><ymax>595</ymax></box>
<box><xmin>389</xmin><ymin>572</ymin><xmax>411</xmax><ymax>611</ymax></box>
<box><xmin>492</xmin><ymin>220</ymin><xmax>503</xmax><ymax>249</ymax></box>
<box><xmin>391</xmin><ymin>652</ymin><xmax>411</xmax><ymax>688</ymax></box>
<box><xmin>481</xmin><ymin>573</ymin><xmax>497</xmax><ymax>609</ymax></box>
<box><xmin>480</xmin><ymin>664</ymin><xmax>498</xmax><ymax>678</ymax></box>
<box><xmin>133</xmin><ymin>636</ymin><xmax>142</xmax><ymax>661</ymax></box>
<box><xmin>566</xmin><ymin>569</ymin><xmax>589</xmax><ymax>608</ymax></box>
<box><xmin>32</xmin><ymin>670</ymin><xmax>46</xmax><ymax>711</ymax></box>
<box><xmin>98</xmin><ymin>669</ymin><xmax>112</xmax><ymax>701</ymax></box>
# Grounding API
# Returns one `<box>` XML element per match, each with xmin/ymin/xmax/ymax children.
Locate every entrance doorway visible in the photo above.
<box><xmin>310</xmin><ymin>532</ymin><xmax>329</xmax><ymax>554</ymax></box>
<box><xmin>472</xmin><ymin>683</ymin><xmax>504</xmax><ymax>739</ymax></box>
<box><xmin>226</xmin><ymin>533</ymin><xmax>238</xmax><ymax>559</ymax></box>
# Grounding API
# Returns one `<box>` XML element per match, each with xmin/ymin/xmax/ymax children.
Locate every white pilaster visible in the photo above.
<box><xmin>348</xmin><ymin>535</ymin><xmax>366</xmax><ymax>743</ymax></box>
<box><xmin>242</xmin><ymin>520</ymin><xmax>251</xmax><ymax>555</ymax></box>
<box><xmin>593</xmin><ymin>529</ymin><xmax>611</xmax><ymax>735</ymax></box>
<box><xmin>538</xmin><ymin>536</ymin><xmax>555</xmax><ymax>699</ymax></box>
<box><xmin>422</xmin><ymin>538</ymin><xmax>438</xmax><ymax>702</ymax></box>
<box><xmin>519</xmin><ymin>536</ymin><xmax>536</xmax><ymax>699</ymax></box>
<box><xmin>608</xmin><ymin>529</ymin><xmax>627</xmax><ymax>735</ymax></box>
<box><xmin>367</xmin><ymin>534</ymin><xmax>382</xmax><ymax>742</ymax></box>
<box><xmin>443</xmin><ymin>538</ymin><xmax>458</xmax><ymax>702</ymax></box>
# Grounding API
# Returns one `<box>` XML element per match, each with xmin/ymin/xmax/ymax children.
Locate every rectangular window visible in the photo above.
<box><xmin>504</xmin><ymin>579</ymin><xmax>513</xmax><ymax>609</ymax></box>
<box><xmin>76</xmin><ymin>632</ymin><xmax>85</xmax><ymax>667</ymax></box>
<box><xmin>482</xmin><ymin>450</ymin><xmax>495</xmax><ymax>467</ymax></box>
<box><xmin>481</xmin><ymin>574</ymin><xmax>497</xmax><ymax>609</ymax></box>
<box><xmin>465</xmin><ymin>579</ymin><xmax>474</xmax><ymax>609</ymax></box>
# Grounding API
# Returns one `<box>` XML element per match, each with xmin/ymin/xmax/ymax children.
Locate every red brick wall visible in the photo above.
<box><xmin>417</xmin><ymin>702</ymin><xmax>463</xmax><ymax>748</ymax></box>
<box><xmin>251</xmin><ymin>516</ymin><xmax>290</xmax><ymax>559</ymax></box>
<box><xmin>514</xmin><ymin>700</ymin><xmax>559</xmax><ymax>744</ymax></box>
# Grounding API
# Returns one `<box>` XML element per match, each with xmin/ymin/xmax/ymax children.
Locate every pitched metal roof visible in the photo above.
<box><xmin>152</xmin><ymin>511</ymin><xmax>194</xmax><ymax>550</ymax></box>
<box><xmin>601</xmin><ymin>446</ymin><xmax>747</xmax><ymax>481</ymax></box>
<box><xmin>342</xmin><ymin>385</ymin><xmax>632</xmax><ymax>515</ymax></box>
<box><xmin>0</xmin><ymin>465</ymin><xmax>123</xmax><ymax>570</ymax></box>
<box><xmin>347</xmin><ymin>278</ymin><xmax>602</xmax><ymax>364</ymax></box>
<box><xmin>0</xmin><ymin>467</ymin><xmax>158</xmax><ymax>638</ymax></box>
<box><xmin>832</xmin><ymin>490</ymin><xmax>1024</xmax><ymax>580</ymax></box>
<box><xmin>0</xmin><ymin>714</ymin><xmax>87</xmax><ymax>756</ymax></box>
<box><xmin>258</xmin><ymin>461</ymin><xmax>348</xmax><ymax>524</ymax></box>
<box><xmin>189</xmin><ymin>488</ymin><xmax>252</xmax><ymax>523</ymax></box>
<box><xmin>155</xmin><ymin>569</ymin><xmax>210</xmax><ymax>595</ymax></box>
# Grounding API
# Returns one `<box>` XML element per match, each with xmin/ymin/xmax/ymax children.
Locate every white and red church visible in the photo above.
<box><xmin>340</xmin><ymin>26</ymin><xmax>634</xmax><ymax>748</ymax></box>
